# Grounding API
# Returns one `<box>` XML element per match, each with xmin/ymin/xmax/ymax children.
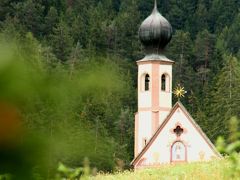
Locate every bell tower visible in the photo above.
<box><xmin>134</xmin><ymin>0</ymin><xmax>174</xmax><ymax>157</ymax></box>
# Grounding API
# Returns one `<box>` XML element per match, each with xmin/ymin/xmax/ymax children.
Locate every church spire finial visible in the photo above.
<box><xmin>154</xmin><ymin>0</ymin><xmax>157</xmax><ymax>10</ymax></box>
<box><xmin>153</xmin><ymin>0</ymin><xmax>158</xmax><ymax>12</ymax></box>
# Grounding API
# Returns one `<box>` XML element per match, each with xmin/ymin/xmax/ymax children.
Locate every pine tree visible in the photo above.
<box><xmin>193</xmin><ymin>29</ymin><xmax>215</xmax><ymax>89</ymax></box>
<box><xmin>13</xmin><ymin>0</ymin><xmax>45</xmax><ymax>37</ymax></box>
<box><xmin>0</xmin><ymin>0</ymin><xmax>23</xmax><ymax>21</ymax></box>
<box><xmin>87</xmin><ymin>2</ymin><xmax>107</xmax><ymax>52</ymax></box>
<box><xmin>50</xmin><ymin>20</ymin><xmax>73</xmax><ymax>62</ymax></box>
<box><xmin>44</xmin><ymin>6</ymin><xmax>59</xmax><ymax>35</ymax></box>
<box><xmin>167</xmin><ymin>0</ymin><xmax>186</xmax><ymax>30</ymax></box>
<box><xmin>189</xmin><ymin>0</ymin><xmax>208</xmax><ymax>35</ymax></box>
<box><xmin>167</xmin><ymin>31</ymin><xmax>194</xmax><ymax>94</ymax></box>
<box><xmin>114</xmin><ymin>0</ymin><xmax>141</xmax><ymax>59</ymax></box>
<box><xmin>209</xmin><ymin>0</ymin><xmax>238</xmax><ymax>33</ymax></box>
<box><xmin>0</xmin><ymin>16</ymin><xmax>21</xmax><ymax>41</ymax></box>
<box><xmin>216</xmin><ymin>13</ymin><xmax>240</xmax><ymax>56</ymax></box>
<box><xmin>114</xmin><ymin>108</ymin><xmax>134</xmax><ymax>167</ymax></box>
<box><xmin>41</xmin><ymin>0</ymin><xmax>66</xmax><ymax>14</ymax></box>
<box><xmin>209</xmin><ymin>55</ymin><xmax>240</xmax><ymax>140</ymax></box>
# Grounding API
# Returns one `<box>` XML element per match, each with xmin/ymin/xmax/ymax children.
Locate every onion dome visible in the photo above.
<box><xmin>139</xmin><ymin>0</ymin><xmax>172</xmax><ymax>55</ymax></box>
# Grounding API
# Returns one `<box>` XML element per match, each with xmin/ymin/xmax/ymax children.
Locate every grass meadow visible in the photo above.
<box><xmin>94</xmin><ymin>158</ymin><xmax>235</xmax><ymax>180</ymax></box>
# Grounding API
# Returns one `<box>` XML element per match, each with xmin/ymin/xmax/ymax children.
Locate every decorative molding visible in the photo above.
<box><xmin>138</xmin><ymin>107</ymin><xmax>171</xmax><ymax>112</ymax></box>
<box><xmin>152</xmin><ymin>63</ymin><xmax>159</xmax><ymax>109</ymax></box>
<box><xmin>134</xmin><ymin>113</ymin><xmax>139</xmax><ymax>157</ymax></box>
<box><xmin>170</xmin><ymin>122</ymin><xmax>188</xmax><ymax>137</ymax></box>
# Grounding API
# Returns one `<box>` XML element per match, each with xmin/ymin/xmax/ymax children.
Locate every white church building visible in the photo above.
<box><xmin>131</xmin><ymin>1</ymin><xmax>221</xmax><ymax>169</ymax></box>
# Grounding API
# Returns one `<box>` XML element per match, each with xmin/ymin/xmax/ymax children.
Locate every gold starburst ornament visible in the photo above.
<box><xmin>173</xmin><ymin>84</ymin><xmax>187</xmax><ymax>100</ymax></box>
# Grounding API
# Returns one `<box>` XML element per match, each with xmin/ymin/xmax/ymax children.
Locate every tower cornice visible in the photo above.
<box><xmin>137</xmin><ymin>59</ymin><xmax>174</xmax><ymax>65</ymax></box>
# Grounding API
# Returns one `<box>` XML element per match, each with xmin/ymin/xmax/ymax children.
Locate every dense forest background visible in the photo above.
<box><xmin>0</xmin><ymin>0</ymin><xmax>240</xmax><ymax>178</ymax></box>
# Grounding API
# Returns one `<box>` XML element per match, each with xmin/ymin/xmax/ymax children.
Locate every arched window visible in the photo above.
<box><xmin>171</xmin><ymin>141</ymin><xmax>186</xmax><ymax>162</ymax></box>
<box><xmin>161</xmin><ymin>74</ymin><xmax>166</xmax><ymax>91</ymax></box>
<box><xmin>145</xmin><ymin>74</ymin><xmax>150</xmax><ymax>91</ymax></box>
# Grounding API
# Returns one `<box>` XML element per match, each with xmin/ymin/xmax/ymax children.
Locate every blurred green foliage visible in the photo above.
<box><xmin>216</xmin><ymin>116</ymin><xmax>240</xmax><ymax>178</ymax></box>
<box><xmin>0</xmin><ymin>30</ymin><xmax>135</xmax><ymax>179</ymax></box>
<box><xmin>56</xmin><ymin>158</ymin><xmax>90</xmax><ymax>180</ymax></box>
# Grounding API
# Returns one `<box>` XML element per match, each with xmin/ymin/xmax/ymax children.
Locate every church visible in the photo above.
<box><xmin>131</xmin><ymin>1</ymin><xmax>221</xmax><ymax>169</ymax></box>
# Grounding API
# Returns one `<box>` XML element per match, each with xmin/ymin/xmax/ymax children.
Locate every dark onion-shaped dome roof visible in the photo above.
<box><xmin>139</xmin><ymin>0</ymin><xmax>172</xmax><ymax>54</ymax></box>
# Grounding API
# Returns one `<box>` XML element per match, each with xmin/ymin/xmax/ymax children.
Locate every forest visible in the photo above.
<box><xmin>0</xmin><ymin>0</ymin><xmax>240</xmax><ymax>179</ymax></box>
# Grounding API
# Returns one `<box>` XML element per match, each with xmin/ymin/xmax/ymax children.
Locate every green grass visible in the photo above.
<box><xmin>93</xmin><ymin>159</ymin><xmax>235</xmax><ymax>180</ymax></box>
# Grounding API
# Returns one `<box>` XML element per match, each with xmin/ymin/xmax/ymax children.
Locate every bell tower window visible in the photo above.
<box><xmin>161</xmin><ymin>73</ymin><xmax>170</xmax><ymax>92</ymax></box>
<box><xmin>161</xmin><ymin>74</ymin><xmax>166</xmax><ymax>91</ymax></box>
<box><xmin>145</xmin><ymin>74</ymin><xmax>150</xmax><ymax>91</ymax></box>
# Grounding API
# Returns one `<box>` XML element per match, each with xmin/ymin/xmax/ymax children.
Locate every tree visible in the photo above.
<box><xmin>114</xmin><ymin>108</ymin><xmax>134</xmax><ymax>168</ymax></box>
<box><xmin>0</xmin><ymin>0</ymin><xmax>24</xmax><ymax>21</ymax></box>
<box><xmin>167</xmin><ymin>30</ymin><xmax>195</xmax><ymax>100</ymax></box>
<box><xmin>186</xmin><ymin>0</ymin><xmax>208</xmax><ymax>36</ymax></box>
<box><xmin>167</xmin><ymin>0</ymin><xmax>186</xmax><ymax>30</ymax></box>
<box><xmin>14</xmin><ymin>0</ymin><xmax>45</xmax><ymax>37</ymax></box>
<box><xmin>49</xmin><ymin>20</ymin><xmax>73</xmax><ymax>62</ymax></box>
<box><xmin>44</xmin><ymin>6</ymin><xmax>59</xmax><ymax>35</ymax></box>
<box><xmin>216</xmin><ymin>14</ymin><xmax>240</xmax><ymax>56</ymax></box>
<box><xmin>65</xmin><ymin>8</ymin><xmax>87</xmax><ymax>47</ymax></box>
<box><xmin>114</xmin><ymin>1</ymin><xmax>141</xmax><ymax>59</ymax></box>
<box><xmin>0</xmin><ymin>16</ymin><xmax>22</xmax><ymax>41</ymax></box>
<box><xmin>209</xmin><ymin>55</ymin><xmax>240</xmax><ymax>140</ymax></box>
<box><xmin>193</xmin><ymin>30</ymin><xmax>215</xmax><ymax>89</ymax></box>
<box><xmin>209</xmin><ymin>0</ymin><xmax>238</xmax><ymax>33</ymax></box>
<box><xmin>86</xmin><ymin>2</ymin><xmax>107</xmax><ymax>52</ymax></box>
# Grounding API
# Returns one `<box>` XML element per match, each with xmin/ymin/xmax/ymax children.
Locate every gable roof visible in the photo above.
<box><xmin>131</xmin><ymin>101</ymin><xmax>221</xmax><ymax>166</ymax></box>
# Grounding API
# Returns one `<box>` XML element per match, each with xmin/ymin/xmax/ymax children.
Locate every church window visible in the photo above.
<box><xmin>142</xmin><ymin>138</ymin><xmax>147</xmax><ymax>148</ymax></box>
<box><xmin>171</xmin><ymin>141</ymin><xmax>186</xmax><ymax>162</ymax></box>
<box><xmin>145</xmin><ymin>74</ymin><xmax>150</xmax><ymax>91</ymax></box>
<box><xmin>173</xmin><ymin>126</ymin><xmax>184</xmax><ymax>137</ymax></box>
<box><xmin>161</xmin><ymin>74</ymin><xmax>166</xmax><ymax>91</ymax></box>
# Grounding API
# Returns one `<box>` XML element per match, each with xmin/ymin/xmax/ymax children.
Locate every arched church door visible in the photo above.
<box><xmin>171</xmin><ymin>141</ymin><xmax>187</xmax><ymax>162</ymax></box>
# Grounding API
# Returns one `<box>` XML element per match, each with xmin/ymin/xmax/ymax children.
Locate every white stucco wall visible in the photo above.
<box><xmin>138</xmin><ymin>64</ymin><xmax>152</xmax><ymax>108</ymax></box>
<box><xmin>159</xmin><ymin>111</ymin><xmax>169</xmax><ymax>126</ymax></box>
<box><xmin>136</xmin><ymin>106</ymin><xmax>219</xmax><ymax>167</ymax></box>
<box><xmin>159</xmin><ymin>64</ymin><xmax>172</xmax><ymax>109</ymax></box>
<box><xmin>137</xmin><ymin>111</ymin><xmax>152</xmax><ymax>154</ymax></box>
